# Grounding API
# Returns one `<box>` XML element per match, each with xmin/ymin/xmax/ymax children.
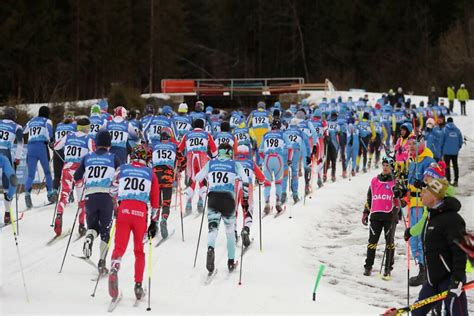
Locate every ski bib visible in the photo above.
<box><xmin>152</xmin><ymin>142</ymin><xmax>177</xmax><ymax>168</ymax></box>
<box><xmin>118</xmin><ymin>165</ymin><xmax>152</xmax><ymax>203</ymax></box>
<box><xmin>229</xmin><ymin>113</ymin><xmax>242</xmax><ymax>129</ymax></box>
<box><xmin>89</xmin><ymin>116</ymin><xmax>105</xmax><ymax>138</ymax></box>
<box><xmin>0</xmin><ymin>120</ymin><xmax>20</xmax><ymax>150</ymax></box>
<box><xmin>262</xmin><ymin>131</ymin><xmax>285</xmax><ymax>155</ymax></box>
<box><xmin>370</xmin><ymin>177</ymin><xmax>395</xmax><ymax>213</ymax></box>
<box><xmin>64</xmin><ymin>134</ymin><xmax>90</xmax><ymax>163</ymax></box>
<box><xmin>84</xmin><ymin>152</ymin><xmax>116</xmax><ymax>190</ymax></box>
<box><xmin>185</xmin><ymin>131</ymin><xmax>209</xmax><ymax>153</ymax></box>
<box><xmin>208</xmin><ymin>160</ymin><xmax>237</xmax><ymax>194</ymax></box>
<box><xmin>26</xmin><ymin>117</ymin><xmax>50</xmax><ymax>142</ymax></box>
<box><xmin>284</xmin><ymin>129</ymin><xmax>303</xmax><ymax>150</ymax></box>
<box><xmin>214</xmin><ymin>132</ymin><xmax>234</xmax><ymax>147</ymax></box>
<box><xmin>146</xmin><ymin>116</ymin><xmax>174</xmax><ymax>142</ymax></box>
<box><xmin>55</xmin><ymin>122</ymin><xmax>76</xmax><ymax>142</ymax></box>
<box><xmin>174</xmin><ymin>116</ymin><xmax>192</xmax><ymax>138</ymax></box>
<box><xmin>358</xmin><ymin>121</ymin><xmax>371</xmax><ymax>138</ymax></box>
<box><xmin>251</xmin><ymin>111</ymin><xmax>270</xmax><ymax>129</ymax></box>
<box><xmin>107</xmin><ymin>121</ymin><xmax>129</xmax><ymax>148</ymax></box>
<box><xmin>311</xmin><ymin>121</ymin><xmax>325</xmax><ymax>137</ymax></box>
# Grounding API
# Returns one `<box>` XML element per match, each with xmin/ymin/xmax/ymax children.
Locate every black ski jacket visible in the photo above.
<box><xmin>422</xmin><ymin>196</ymin><xmax>467</xmax><ymax>285</ymax></box>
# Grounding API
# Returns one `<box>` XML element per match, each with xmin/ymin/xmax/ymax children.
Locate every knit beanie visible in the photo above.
<box><xmin>423</xmin><ymin>161</ymin><xmax>446</xmax><ymax>179</ymax></box>
<box><xmin>425</xmin><ymin>178</ymin><xmax>449</xmax><ymax>200</ymax></box>
<box><xmin>39</xmin><ymin>106</ymin><xmax>50</xmax><ymax>118</ymax></box>
<box><xmin>95</xmin><ymin>130</ymin><xmax>112</xmax><ymax>147</ymax></box>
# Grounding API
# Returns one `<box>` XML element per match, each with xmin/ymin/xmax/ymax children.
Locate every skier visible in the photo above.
<box><xmin>213</xmin><ymin>122</ymin><xmax>236</xmax><ymax>149</ymax></box>
<box><xmin>127</xmin><ymin>109</ymin><xmax>143</xmax><ymax>149</ymax></box>
<box><xmin>441</xmin><ymin>117</ymin><xmax>463</xmax><ymax>187</ymax></box>
<box><xmin>53</xmin><ymin>112</ymin><xmax>77</xmax><ymax>197</ymax></box>
<box><xmin>0</xmin><ymin>154</ymin><xmax>18</xmax><ymax>225</ymax></box>
<box><xmin>73</xmin><ymin>130</ymin><xmax>121</xmax><ymax>274</ymax></box>
<box><xmin>310</xmin><ymin>110</ymin><xmax>328</xmax><ymax>187</ymax></box>
<box><xmin>151</xmin><ymin>128</ymin><xmax>184</xmax><ymax>238</ymax></box>
<box><xmin>406</xmin><ymin>136</ymin><xmax>436</xmax><ymax>286</ymax></box>
<box><xmin>423</xmin><ymin>118</ymin><xmax>443</xmax><ymax>162</ymax></box>
<box><xmin>173</xmin><ymin>103</ymin><xmax>193</xmax><ymax>141</ymax></box>
<box><xmin>98</xmin><ymin>99</ymin><xmax>113</xmax><ymax>121</ymax></box>
<box><xmin>345</xmin><ymin>123</ymin><xmax>360</xmax><ymax>177</ymax></box>
<box><xmin>368</xmin><ymin>116</ymin><xmax>387</xmax><ymax>169</ymax></box>
<box><xmin>362</xmin><ymin>155</ymin><xmax>400</xmax><ymax>279</ymax></box>
<box><xmin>0</xmin><ymin>107</ymin><xmax>23</xmax><ymax>223</ymax></box>
<box><xmin>108</xmin><ymin>144</ymin><xmax>160</xmax><ymax>301</ymax></box>
<box><xmin>295</xmin><ymin>110</ymin><xmax>318</xmax><ymax>194</ymax></box>
<box><xmin>325</xmin><ymin>110</ymin><xmax>340</xmax><ymax>182</ymax></box>
<box><xmin>177</xmin><ymin>118</ymin><xmax>217</xmax><ymax>214</ymax></box>
<box><xmin>283</xmin><ymin>118</ymin><xmax>311</xmax><ymax>203</ymax></box>
<box><xmin>393</xmin><ymin>122</ymin><xmax>412</xmax><ymax>177</ymax></box>
<box><xmin>103</xmin><ymin>106</ymin><xmax>138</xmax><ymax>164</ymax></box>
<box><xmin>356</xmin><ymin>112</ymin><xmax>374</xmax><ymax>173</ymax></box>
<box><xmin>195</xmin><ymin>143</ymin><xmax>249</xmax><ymax>272</ymax></box>
<box><xmin>89</xmin><ymin>104</ymin><xmax>106</xmax><ymax>141</ymax></box>
<box><xmin>53</xmin><ymin>117</ymin><xmax>94</xmax><ymax>236</ymax></box>
<box><xmin>233</xmin><ymin>125</ymin><xmax>253</xmax><ymax>159</ymax></box>
<box><xmin>139</xmin><ymin>104</ymin><xmax>155</xmax><ymax>132</ymax></box>
<box><xmin>247</xmin><ymin>101</ymin><xmax>272</xmax><ymax>165</ymax></box>
<box><xmin>23</xmin><ymin>106</ymin><xmax>56</xmax><ymax>208</ymax></box>
<box><xmin>259</xmin><ymin>118</ymin><xmax>292</xmax><ymax>214</ymax></box>
<box><xmin>144</xmin><ymin>108</ymin><xmax>178</xmax><ymax>143</ymax></box>
<box><xmin>337</xmin><ymin>109</ymin><xmax>349</xmax><ymax>178</ymax></box>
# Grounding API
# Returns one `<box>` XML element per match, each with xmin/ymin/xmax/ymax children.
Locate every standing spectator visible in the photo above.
<box><xmin>456</xmin><ymin>83</ymin><xmax>469</xmax><ymax>116</ymax></box>
<box><xmin>428</xmin><ymin>86</ymin><xmax>438</xmax><ymax>105</ymax></box>
<box><xmin>424</xmin><ymin>118</ymin><xmax>443</xmax><ymax>162</ymax></box>
<box><xmin>442</xmin><ymin>117</ymin><xmax>463</xmax><ymax>187</ymax></box>
<box><xmin>447</xmin><ymin>85</ymin><xmax>455</xmax><ymax>114</ymax></box>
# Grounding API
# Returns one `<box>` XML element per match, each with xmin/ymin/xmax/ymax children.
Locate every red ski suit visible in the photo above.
<box><xmin>111</xmin><ymin>161</ymin><xmax>160</xmax><ymax>283</ymax></box>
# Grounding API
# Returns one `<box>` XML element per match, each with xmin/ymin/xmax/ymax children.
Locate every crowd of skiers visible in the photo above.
<box><xmin>0</xmin><ymin>92</ymin><xmax>472</xmax><ymax>312</ymax></box>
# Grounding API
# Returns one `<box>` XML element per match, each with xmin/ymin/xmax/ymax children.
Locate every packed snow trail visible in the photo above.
<box><xmin>1</xmin><ymin>115</ymin><xmax>473</xmax><ymax>315</ymax></box>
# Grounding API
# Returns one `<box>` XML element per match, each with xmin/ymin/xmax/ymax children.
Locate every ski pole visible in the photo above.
<box><xmin>59</xmin><ymin>188</ymin><xmax>86</xmax><ymax>273</ymax></box>
<box><xmin>9</xmin><ymin>206</ymin><xmax>30</xmax><ymax>302</ymax></box>
<box><xmin>238</xmin><ymin>231</ymin><xmax>244</xmax><ymax>286</ymax></box>
<box><xmin>288</xmin><ymin>167</ymin><xmax>292</xmax><ymax>219</ymax></box>
<box><xmin>193</xmin><ymin>192</ymin><xmax>208</xmax><ymax>268</ymax></box>
<box><xmin>15</xmin><ymin>188</ymin><xmax>19</xmax><ymax>235</ymax></box>
<box><xmin>175</xmin><ymin>170</ymin><xmax>184</xmax><ymax>242</ymax></box>
<box><xmin>146</xmin><ymin>235</ymin><xmax>152</xmax><ymax>311</ymax></box>
<box><xmin>50</xmin><ymin>183</ymin><xmax>63</xmax><ymax>227</ymax></box>
<box><xmin>258</xmin><ymin>184</ymin><xmax>262</xmax><ymax>252</ymax></box>
<box><xmin>312</xmin><ymin>264</ymin><xmax>325</xmax><ymax>301</ymax></box>
<box><xmin>91</xmin><ymin>220</ymin><xmax>116</xmax><ymax>297</ymax></box>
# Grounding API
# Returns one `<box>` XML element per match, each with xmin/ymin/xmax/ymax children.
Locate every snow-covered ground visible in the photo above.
<box><xmin>2</xmin><ymin>98</ymin><xmax>473</xmax><ymax>315</ymax></box>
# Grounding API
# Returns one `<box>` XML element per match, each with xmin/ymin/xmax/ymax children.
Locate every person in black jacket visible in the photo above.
<box><xmin>411</xmin><ymin>178</ymin><xmax>468</xmax><ymax>316</ymax></box>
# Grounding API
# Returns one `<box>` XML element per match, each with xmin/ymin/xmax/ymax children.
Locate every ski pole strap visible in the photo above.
<box><xmin>148</xmin><ymin>237</ymin><xmax>153</xmax><ymax>278</ymax></box>
<box><xmin>312</xmin><ymin>264</ymin><xmax>325</xmax><ymax>301</ymax></box>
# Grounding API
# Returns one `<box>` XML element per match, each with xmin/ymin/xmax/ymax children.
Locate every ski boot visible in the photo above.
<box><xmin>363</xmin><ymin>266</ymin><xmax>372</xmax><ymax>276</ymax></box>
<box><xmin>342</xmin><ymin>171</ymin><xmax>347</xmax><ymax>179</ymax></box>
<box><xmin>47</xmin><ymin>190</ymin><xmax>57</xmax><ymax>204</ymax></box>
<box><xmin>409</xmin><ymin>264</ymin><xmax>426</xmax><ymax>286</ymax></box>
<box><xmin>98</xmin><ymin>259</ymin><xmax>108</xmax><ymax>276</ymax></box>
<box><xmin>305</xmin><ymin>185</ymin><xmax>311</xmax><ymax>196</ymax></box>
<box><xmin>68</xmin><ymin>192</ymin><xmax>74</xmax><ymax>204</ymax></box>
<box><xmin>382</xmin><ymin>270</ymin><xmax>391</xmax><ymax>281</ymax></box>
<box><xmin>264</xmin><ymin>203</ymin><xmax>271</xmax><ymax>214</ymax></box>
<box><xmin>355</xmin><ymin>167</ymin><xmax>360</xmax><ymax>173</ymax></box>
<box><xmin>25</xmin><ymin>193</ymin><xmax>33</xmax><ymax>209</ymax></box>
<box><xmin>83</xmin><ymin>230</ymin><xmax>96</xmax><ymax>258</ymax></box>
<box><xmin>293</xmin><ymin>195</ymin><xmax>300</xmax><ymax>204</ymax></box>
<box><xmin>54</xmin><ymin>213</ymin><xmax>63</xmax><ymax>236</ymax></box>
<box><xmin>331</xmin><ymin>176</ymin><xmax>336</xmax><ymax>182</ymax></box>
<box><xmin>368</xmin><ymin>158</ymin><xmax>372</xmax><ymax>169</ymax></box>
<box><xmin>197</xmin><ymin>199</ymin><xmax>204</xmax><ymax>213</ymax></box>
<box><xmin>453</xmin><ymin>180</ymin><xmax>458</xmax><ymax>187</ymax></box>
<box><xmin>275</xmin><ymin>200</ymin><xmax>283</xmax><ymax>213</ymax></box>
<box><xmin>78</xmin><ymin>223</ymin><xmax>87</xmax><ymax>237</ymax></box>
<box><xmin>185</xmin><ymin>201</ymin><xmax>192</xmax><ymax>216</ymax></box>
<box><xmin>317</xmin><ymin>178</ymin><xmax>323</xmax><ymax>188</ymax></box>
<box><xmin>362</xmin><ymin>167</ymin><xmax>367</xmax><ymax>173</ymax></box>
<box><xmin>241</xmin><ymin>226</ymin><xmax>251</xmax><ymax>247</ymax></box>
<box><xmin>108</xmin><ymin>261</ymin><xmax>120</xmax><ymax>298</ymax></box>
<box><xmin>206</xmin><ymin>247</ymin><xmax>215</xmax><ymax>273</ymax></box>
<box><xmin>160</xmin><ymin>219</ymin><xmax>168</xmax><ymax>239</ymax></box>
<box><xmin>227</xmin><ymin>259</ymin><xmax>236</xmax><ymax>272</ymax></box>
<box><xmin>281</xmin><ymin>192</ymin><xmax>287</xmax><ymax>204</ymax></box>
<box><xmin>351</xmin><ymin>170</ymin><xmax>356</xmax><ymax>177</ymax></box>
<box><xmin>134</xmin><ymin>282</ymin><xmax>144</xmax><ymax>300</ymax></box>
<box><xmin>3</xmin><ymin>212</ymin><xmax>11</xmax><ymax>225</ymax></box>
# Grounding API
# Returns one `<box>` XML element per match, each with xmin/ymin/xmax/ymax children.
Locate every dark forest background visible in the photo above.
<box><xmin>0</xmin><ymin>0</ymin><xmax>473</xmax><ymax>104</ymax></box>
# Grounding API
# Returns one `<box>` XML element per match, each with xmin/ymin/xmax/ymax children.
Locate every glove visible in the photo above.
<box><xmin>361</xmin><ymin>211</ymin><xmax>369</xmax><ymax>226</ymax></box>
<box><xmin>448</xmin><ymin>279</ymin><xmax>464</xmax><ymax>298</ymax></box>
<box><xmin>14</xmin><ymin>159</ymin><xmax>20</xmax><ymax>166</ymax></box>
<box><xmin>287</xmin><ymin>160</ymin><xmax>292</xmax><ymax>166</ymax></box>
<box><xmin>404</xmin><ymin>228</ymin><xmax>411</xmax><ymax>241</ymax></box>
<box><xmin>147</xmin><ymin>220</ymin><xmax>158</xmax><ymax>239</ymax></box>
<box><xmin>48</xmin><ymin>142</ymin><xmax>54</xmax><ymax>150</ymax></box>
<box><xmin>306</xmin><ymin>156</ymin><xmax>312</xmax><ymax>167</ymax></box>
<box><xmin>413</xmin><ymin>179</ymin><xmax>424</xmax><ymax>189</ymax></box>
<box><xmin>392</xmin><ymin>186</ymin><xmax>403</xmax><ymax>198</ymax></box>
<box><xmin>4</xmin><ymin>192</ymin><xmax>13</xmax><ymax>202</ymax></box>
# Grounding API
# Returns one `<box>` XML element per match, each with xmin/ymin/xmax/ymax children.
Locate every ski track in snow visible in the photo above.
<box><xmin>1</xmin><ymin>113</ymin><xmax>473</xmax><ymax>315</ymax></box>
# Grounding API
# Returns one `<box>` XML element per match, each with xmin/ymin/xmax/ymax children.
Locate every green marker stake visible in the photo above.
<box><xmin>312</xmin><ymin>264</ymin><xmax>325</xmax><ymax>301</ymax></box>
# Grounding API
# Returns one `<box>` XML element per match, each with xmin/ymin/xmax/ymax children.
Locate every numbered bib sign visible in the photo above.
<box><xmin>265</xmin><ymin>137</ymin><xmax>283</xmax><ymax>149</ymax></box>
<box><xmin>152</xmin><ymin>142</ymin><xmax>176</xmax><ymax>168</ymax></box>
<box><xmin>229</xmin><ymin>115</ymin><xmax>241</xmax><ymax>128</ymax></box>
<box><xmin>288</xmin><ymin>134</ymin><xmax>300</xmax><ymax>143</ymax></box>
<box><xmin>27</xmin><ymin>117</ymin><xmax>50</xmax><ymax>142</ymax></box>
<box><xmin>118</xmin><ymin>165</ymin><xmax>152</xmax><ymax>203</ymax></box>
<box><xmin>84</xmin><ymin>153</ymin><xmax>116</xmax><ymax>189</ymax></box>
<box><xmin>185</xmin><ymin>131</ymin><xmax>208</xmax><ymax>152</ymax></box>
<box><xmin>90</xmin><ymin>124</ymin><xmax>101</xmax><ymax>134</ymax></box>
<box><xmin>252</xmin><ymin>114</ymin><xmax>269</xmax><ymax>128</ymax></box>
<box><xmin>0</xmin><ymin>121</ymin><xmax>17</xmax><ymax>149</ymax></box>
<box><xmin>175</xmin><ymin>120</ymin><xmax>191</xmax><ymax>133</ymax></box>
<box><xmin>64</xmin><ymin>135</ymin><xmax>89</xmax><ymax>163</ymax></box>
<box><xmin>107</xmin><ymin>121</ymin><xmax>128</xmax><ymax>148</ymax></box>
<box><xmin>215</xmin><ymin>132</ymin><xmax>234</xmax><ymax>147</ymax></box>
<box><xmin>208</xmin><ymin>160</ymin><xmax>236</xmax><ymax>194</ymax></box>
<box><xmin>328</xmin><ymin>122</ymin><xmax>337</xmax><ymax>131</ymax></box>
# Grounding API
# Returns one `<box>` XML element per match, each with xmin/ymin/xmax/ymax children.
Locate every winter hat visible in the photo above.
<box><xmin>90</xmin><ymin>104</ymin><xmax>101</xmax><ymax>115</ymax></box>
<box><xmin>3</xmin><ymin>107</ymin><xmax>17</xmax><ymax>121</ymax></box>
<box><xmin>76</xmin><ymin>116</ymin><xmax>90</xmax><ymax>132</ymax></box>
<box><xmin>39</xmin><ymin>106</ymin><xmax>50</xmax><ymax>118</ymax></box>
<box><xmin>424</xmin><ymin>178</ymin><xmax>449</xmax><ymax>200</ymax></box>
<box><xmin>426</xmin><ymin>118</ymin><xmax>435</xmax><ymax>128</ymax></box>
<box><xmin>401</xmin><ymin>122</ymin><xmax>413</xmax><ymax>134</ymax></box>
<box><xmin>178</xmin><ymin>103</ymin><xmax>188</xmax><ymax>113</ymax></box>
<box><xmin>447</xmin><ymin>117</ymin><xmax>453</xmax><ymax>123</ymax></box>
<box><xmin>423</xmin><ymin>161</ymin><xmax>446</xmax><ymax>179</ymax></box>
<box><xmin>95</xmin><ymin>130</ymin><xmax>112</xmax><ymax>147</ymax></box>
